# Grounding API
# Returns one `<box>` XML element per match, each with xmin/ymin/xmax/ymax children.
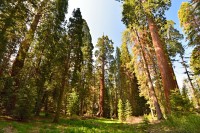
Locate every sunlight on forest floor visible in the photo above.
<box><xmin>1</xmin><ymin>114</ymin><xmax>200</xmax><ymax>133</ymax></box>
<box><xmin>0</xmin><ymin>116</ymin><xmax>142</xmax><ymax>133</ymax></box>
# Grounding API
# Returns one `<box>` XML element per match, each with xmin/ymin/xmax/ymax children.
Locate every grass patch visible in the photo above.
<box><xmin>3</xmin><ymin>113</ymin><xmax>199</xmax><ymax>133</ymax></box>
<box><xmin>0</xmin><ymin>116</ymin><xmax>145</xmax><ymax>133</ymax></box>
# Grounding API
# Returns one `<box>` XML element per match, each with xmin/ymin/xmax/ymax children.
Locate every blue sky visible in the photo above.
<box><xmin>67</xmin><ymin>0</ymin><xmax>125</xmax><ymax>47</ymax></box>
<box><xmin>67</xmin><ymin>0</ymin><xmax>191</xmax><ymax>88</ymax></box>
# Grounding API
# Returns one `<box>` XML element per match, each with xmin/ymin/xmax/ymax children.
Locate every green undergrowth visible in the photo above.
<box><xmin>0</xmin><ymin>116</ymin><xmax>146</xmax><ymax>133</ymax></box>
<box><xmin>1</xmin><ymin>113</ymin><xmax>199</xmax><ymax>133</ymax></box>
<box><xmin>149</xmin><ymin>113</ymin><xmax>200</xmax><ymax>133</ymax></box>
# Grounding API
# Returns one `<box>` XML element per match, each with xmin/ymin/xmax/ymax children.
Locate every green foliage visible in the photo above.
<box><xmin>0</xmin><ymin>0</ymin><xmax>29</xmax><ymax>62</ymax></box>
<box><xmin>148</xmin><ymin>114</ymin><xmax>200</xmax><ymax>132</ymax></box>
<box><xmin>13</xmin><ymin>66</ymin><xmax>37</xmax><ymax>120</ymax></box>
<box><xmin>178</xmin><ymin>0</ymin><xmax>200</xmax><ymax>76</ymax></box>
<box><xmin>190</xmin><ymin>46</ymin><xmax>200</xmax><ymax>75</ymax></box>
<box><xmin>178</xmin><ymin>1</ymin><xmax>200</xmax><ymax>46</ymax></box>
<box><xmin>0</xmin><ymin>77</ymin><xmax>13</xmax><ymax>114</ymax></box>
<box><xmin>124</xmin><ymin>100</ymin><xmax>132</xmax><ymax>120</ymax></box>
<box><xmin>122</xmin><ymin>0</ymin><xmax>171</xmax><ymax>28</ymax></box>
<box><xmin>95</xmin><ymin>35</ymin><xmax>114</xmax><ymax>65</ymax></box>
<box><xmin>170</xmin><ymin>90</ymin><xmax>193</xmax><ymax>114</ymax></box>
<box><xmin>120</xmin><ymin>43</ymin><xmax>131</xmax><ymax>67</ymax></box>
<box><xmin>181</xmin><ymin>82</ymin><xmax>188</xmax><ymax>98</ymax></box>
<box><xmin>67</xmin><ymin>89</ymin><xmax>79</xmax><ymax>116</ymax></box>
<box><xmin>163</xmin><ymin>114</ymin><xmax>200</xmax><ymax>133</ymax></box>
<box><xmin>120</xmin><ymin>41</ymin><xmax>147</xmax><ymax>116</ymax></box>
<box><xmin>14</xmin><ymin>91</ymin><xmax>34</xmax><ymax>120</ymax></box>
<box><xmin>118</xmin><ymin>99</ymin><xmax>125</xmax><ymax>122</ymax></box>
<box><xmin>80</xmin><ymin>19</ymin><xmax>94</xmax><ymax>115</ymax></box>
<box><xmin>56</xmin><ymin>0</ymin><xmax>68</xmax><ymax>22</ymax></box>
<box><xmin>68</xmin><ymin>8</ymin><xmax>84</xmax><ymax>88</ymax></box>
<box><xmin>163</xmin><ymin>20</ymin><xmax>184</xmax><ymax>58</ymax></box>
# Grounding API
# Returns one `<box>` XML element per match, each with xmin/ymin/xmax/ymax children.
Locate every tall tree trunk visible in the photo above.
<box><xmin>44</xmin><ymin>92</ymin><xmax>49</xmax><ymax>117</ymax></box>
<box><xmin>80</xmin><ymin>96</ymin><xmax>84</xmax><ymax>116</ymax></box>
<box><xmin>114</xmin><ymin>89</ymin><xmax>118</xmax><ymax>117</ymax></box>
<box><xmin>34</xmin><ymin>52</ymin><xmax>45</xmax><ymax>116</ymax></box>
<box><xmin>147</xmin><ymin>16</ymin><xmax>178</xmax><ymax>114</ymax></box>
<box><xmin>98</xmin><ymin>59</ymin><xmax>105</xmax><ymax>117</ymax></box>
<box><xmin>134</xmin><ymin>29</ymin><xmax>163</xmax><ymax>120</ymax></box>
<box><xmin>11</xmin><ymin>0</ymin><xmax>47</xmax><ymax>77</ymax></box>
<box><xmin>79</xmin><ymin>73</ymin><xmax>84</xmax><ymax>116</ymax></box>
<box><xmin>53</xmin><ymin>53</ymin><xmax>71</xmax><ymax>122</ymax></box>
<box><xmin>147</xmin><ymin>87</ymin><xmax>155</xmax><ymax>118</ymax></box>
<box><xmin>5</xmin><ymin>0</ymin><xmax>48</xmax><ymax>114</ymax></box>
<box><xmin>146</xmin><ymin>43</ymin><xmax>167</xmax><ymax>114</ymax></box>
<box><xmin>35</xmin><ymin>91</ymin><xmax>46</xmax><ymax>116</ymax></box>
<box><xmin>152</xmin><ymin>59</ymin><xmax>168</xmax><ymax>115</ymax></box>
<box><xmin>53</xmin><ymin>74</ymin><xmax>66</xmax><ymax>123</ymax></box>
<box><xmin>180</xmin><ymin>55</ymin><xmax>195</xmax><ymax>93</ymax></box>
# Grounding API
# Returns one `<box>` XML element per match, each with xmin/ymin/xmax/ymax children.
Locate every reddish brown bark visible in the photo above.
<box><xmin>147</xmin><ymin>17</ymin><xmax>178</xmax><ymax>114</ymax></box>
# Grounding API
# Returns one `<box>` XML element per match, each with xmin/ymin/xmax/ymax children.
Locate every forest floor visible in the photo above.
<box><xmin>0</xmin><ymin>113</ymin><xmax>200</xmax><ymax>133</ymax></box>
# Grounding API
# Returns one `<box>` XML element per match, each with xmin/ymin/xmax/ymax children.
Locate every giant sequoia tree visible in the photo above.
<box><xmin>95</xmin><ymin>35</ymin><xmax>114</xmax><ymax>117</ymax></box>
<box><xmin>121</xmin><ymin>0</ymin><xmax>178</xmax><ymax>114</ymax></box>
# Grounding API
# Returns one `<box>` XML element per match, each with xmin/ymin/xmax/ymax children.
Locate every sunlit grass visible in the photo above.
<box><xmin>91</xmin><ymin>118</ymin><xmax>121</xmax><ymax>124</ymax></box>
<box><xmin>0</xmin><ymin>116</ymin><xmax>141</xmax><ymax>133</ymax></box>
<box><xmin>2</xmin><ymin>114</ymin><xmax>199</xmax><ymax>133</ymax></box>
